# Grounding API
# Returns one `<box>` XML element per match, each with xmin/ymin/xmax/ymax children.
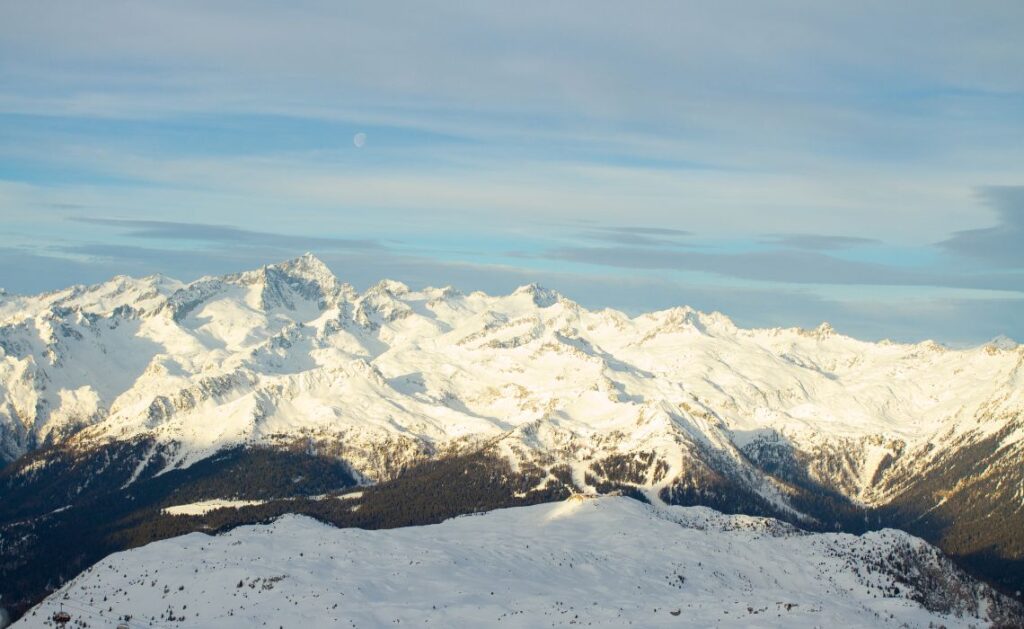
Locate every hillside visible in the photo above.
<box><xmin>14</xmin><ymin>497</ymin><xmax>1023</xmax><ymax>628</ymax></box>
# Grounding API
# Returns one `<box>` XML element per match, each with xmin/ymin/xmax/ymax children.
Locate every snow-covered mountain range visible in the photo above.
<box><xmin>1</xmin><ymin>254</ymin><xmax>1022</xmax><ymax>622</ymax></box>
<box><xmin>13</xmin><ymin>496</ymin><xmax>1023</xmax><ymax>628</ymax></box>
<box><xmin>2</xmin><ymin>254</ymin><xmax>1021</xmax><ymax>506</ymax></box>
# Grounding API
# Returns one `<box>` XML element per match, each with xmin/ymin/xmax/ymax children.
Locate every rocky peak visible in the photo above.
<box><xmin>266</xmin><ymin>253</ymin><xmax>338</xmax><ymax>291</ymax></box>
<box><xmin>512</xmin><ymin>283</ymin><xmax>561</xmax><ymax>308</ymax></box>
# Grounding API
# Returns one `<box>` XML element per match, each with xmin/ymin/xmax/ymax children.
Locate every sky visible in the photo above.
<box><xmin>1</xmin><ymin>1</ymin><xmax>1022</xmax><ymax>344</ymax></box>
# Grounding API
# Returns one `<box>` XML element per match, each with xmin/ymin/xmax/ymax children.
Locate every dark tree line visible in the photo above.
<box><xmin>0</xmin><ymin>444</ymin><xmax>569</xmax><ymax>623</ymax></box>
<box><xmin>0</xmin><ymin>443</ymin><xmax>357</xmax><ymax>621</ymax></box>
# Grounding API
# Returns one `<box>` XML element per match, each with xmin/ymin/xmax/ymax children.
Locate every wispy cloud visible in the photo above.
<box><xmin>759</xmin><ymin>234</ymin><xmax>879</xmax><ymax>251</ymax></box>
<box><xmin>71</xmin><ymin>218</ymin><xmax>382</xmax><ymax>251</ymax></box>
<box><xmin>576</xmin><ymin>226</ymin><xmax>692</xmax><ymax>247</ymax></box>
<box><xmin>938</xmin><ymin>186</ymin><xmax>1024</xmax><ymax>268</ymax></box>
<box><xmin>605</xmin><ymin>227</ymin><xmax>691</xmax><ymax>236</ymax></box>
<box><xmin>540</xmin><ymin>245</ymin><xmax>1024</xmax><ymax>292</ymax></box>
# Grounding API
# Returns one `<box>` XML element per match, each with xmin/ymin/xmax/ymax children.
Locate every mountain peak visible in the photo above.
<box><xmin>262</xmin><ymin>254</ymin><xmax>340</xmax><ymax>295</ymax></box>
<box><xmin>512</xmin><ymin>283</ymin><xmax>561</xmax><ymax>307</ymax></box>
<box><xmin>369</xmin><ymin>279</ymin><xmax>411</xmax><ymax>296</ymax></box>
<box><xmin>220</xmin><ymin>254</ymin><xmax>342</xmax><ymax>311</ymax></box>
<box><xmin>270</xmin><ymin>253</ymin><xmax>334</xmax><ymax>282</ymax></box>
<box><xmin>988</xmin><ymin>335</ymin><xmax>1018</xmax><ymax>351</ymax></box>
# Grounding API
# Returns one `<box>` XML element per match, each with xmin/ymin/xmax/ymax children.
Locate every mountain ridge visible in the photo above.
<box><xmin>2</xmin><ymin>254</ymin><xmax>1022</xmax><ymax>501</ymax></box>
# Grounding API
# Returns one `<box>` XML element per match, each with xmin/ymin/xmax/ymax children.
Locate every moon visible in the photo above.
<box><xmin>353</xmin><ymin>132</ymin><xmax>367</xmax><ymax>148</ymax></box>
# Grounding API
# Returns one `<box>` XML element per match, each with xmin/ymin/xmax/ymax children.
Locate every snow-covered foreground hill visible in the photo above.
<box><xmin>13</xmin><ymin>497</ymin><xmax>1022</xmax><ymax>628</ymax></box>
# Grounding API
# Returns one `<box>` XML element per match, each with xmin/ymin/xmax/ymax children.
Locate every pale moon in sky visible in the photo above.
<box><xmin>353</xmin><ymin>132</ymin><xmax>367</xmax><ymax>148</ymax></box>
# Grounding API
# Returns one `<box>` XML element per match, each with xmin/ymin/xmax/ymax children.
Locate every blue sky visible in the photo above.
<box><xmin>1</xmin><ymin>1</ymin><xmax>1022</xmax><ymax>344</ymax></box>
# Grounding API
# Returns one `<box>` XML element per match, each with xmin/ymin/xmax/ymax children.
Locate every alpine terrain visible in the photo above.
<box><xmin>1</xmin><ymin>254</ymin><xmax>1022</xmax><ymax>625</ymax></box>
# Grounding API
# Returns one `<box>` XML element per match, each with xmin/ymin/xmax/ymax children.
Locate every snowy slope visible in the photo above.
<box><xmin>13</xmin><ymin>496</ymin><xmax>1020</xmax><ymax>628</ymax></box>
<box><xmin>1</xmin><ymin>254</ymin><xmax>1022</xmax><ymax>513</ymax></box>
